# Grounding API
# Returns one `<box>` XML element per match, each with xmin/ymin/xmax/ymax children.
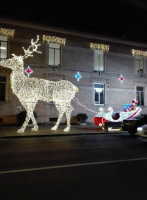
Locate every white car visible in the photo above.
<box><xmin>137</xmin><ymin>124</ymin><xmax>147</xmax><ymax>137</ymax></box>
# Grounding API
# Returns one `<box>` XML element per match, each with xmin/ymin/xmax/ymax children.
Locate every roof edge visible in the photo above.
<box><xmin>1</xmin><ymin>17</ymin><xmax>147</xmax><ymax>48</ymax></box>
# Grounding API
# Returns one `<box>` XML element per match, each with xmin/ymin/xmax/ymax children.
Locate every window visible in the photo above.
<box><xmin>94</xmin><ymin>50</ymin><xmax>104</xmax><ymax>71</ymax></box>
<box><xmin>136</xmin><ymin>86</ymin><xmax>144</xmax><ymax>106</ymax></box>
<box><xmin>135</xmin><ymin>56</ymin><xmax>144</xmax><ymax>74</ymax></box>
<box><xmin>0</xmin><ymin>76</ymin><xmax>6</xmax><ymax>101</ymax></box>
<box><xmin>48</xmin><ymin>43</ymin><xmax>60</xmax><ymax>66</ymax></box>
<box><xmin>0</xmin><ymin>35</ymin><xmax>8</xmax><ymax>61</ymax></box>
<box><xmin>94</xmin><ymin>83</ymin><xmax>105</xmax><ymax>105</ymax></box>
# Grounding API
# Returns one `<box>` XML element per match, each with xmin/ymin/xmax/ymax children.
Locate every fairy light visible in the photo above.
<box><xmin>0</xmin><ymin>35</ymin><xmax>79</xmax><ymax>133</ymax></box>
<box><xmin>0</xmin><ymin>28</ymin><xmax>15</xmax><ymax>38</ymax></box>
<box><xmin>74</xmin><ymin>98</ymin><xmax>97</xmax><ymax>114</ymax></box>
<box><xmin>131</xmin><ymin>49</ymin><xmax>147</xmax><ymax>57</ymax></box>
<box><xmin>42</xmin><ymin>35</ymin><xmax>66</xmax><ymax>45</ymax></box>
<box><xmin>90</xmin><ymin>43</ymin><xmax>109</xmax><ymax>52</ymax></box>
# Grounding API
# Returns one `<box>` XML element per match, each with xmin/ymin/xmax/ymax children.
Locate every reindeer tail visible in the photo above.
<box><xmin>73</xmin><ymin>85</ymin><xmax>79</xmax><ymax>93</ymax></box>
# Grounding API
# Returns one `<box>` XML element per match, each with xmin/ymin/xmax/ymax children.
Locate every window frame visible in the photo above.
<box><xmin>134</xmin><ymin>55</ymin><xmax>144</xmax><ymax>75</ymax></box>
<box><xmin>136</xmin><ymin>86</ymin><xmax>144</xmax><ymax>106</ymax></box>
<box><xmin>48</xmin><ymin>42</ymin><xmax>61</xmax><ymax>66</ymax></box>
<box><xmin>0</xmin><ymin>35</ymin><xmax>8</xmax><ymax>61</ymax></box>
<box><xmin>94</xmin><ymin>83</ymin><xmax>105</xmax><ymax>105</ymax></box>
<box><xmin>0</xmin><ymin>76</ymin><xmax>6</xmax><ymax>102</ymax></box>
<box><xmin>93</xmin><ymin>49</ymin><xmax>105</xmax><ymax>72</ymax></box>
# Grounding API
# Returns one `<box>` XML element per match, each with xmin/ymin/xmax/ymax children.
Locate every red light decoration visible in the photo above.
<box><xmin>25</xmin><ymin>66</ymin><xmax>33</xmax><ymax>77</ymax></box>
<box><xmin>119</xmin><ymin>74</ymin><xmax>124</xmax><ymax>83</ymax></box>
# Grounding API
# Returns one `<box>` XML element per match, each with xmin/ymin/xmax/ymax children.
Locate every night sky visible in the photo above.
<box><xmin>1</xmin><ymin>0</ymin><xmax>147</xmax><ymax>44</ymax></box>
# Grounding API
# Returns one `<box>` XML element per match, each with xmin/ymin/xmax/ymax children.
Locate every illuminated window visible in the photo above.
<box><xmin>94</xmin><ymin>50</ymin><xmax>104</xmax><ymax>71</ymax></box>
<box><xmin>136</xmin><ymin>86</ymin><xmax>144</xmax><ymax>106</ymax></box>
<box><xmin>94</xmin><ymin>83</ymin><xmax>105</xmax><ymax>105</ymax></box>
<box><xmin>0</xmin><ymin>76</ymin><xmax>6</xmax><ymax>101</ymax></box>
<box><xmin>134</xmin><ymin>56</ymin><xmax>144</xmax><ymax>75</ymax></box>
<box><xmin>48</xmin><ymin>43</ymin><xmax>60</xmax><ymax>66</ymax></box>
<box><xmin>0</xmin><ymin>35</ymin><xmax>8</xmax><ymax>61</ymax></box>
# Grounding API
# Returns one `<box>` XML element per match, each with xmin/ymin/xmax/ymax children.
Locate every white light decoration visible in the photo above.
<box><xmin>0</xmin><ymin>28</ymin><xmax>15</xmax><ymax>38</ymax></box>
<box><xmin>90</xmin><ymin>43</ymin><xmax>109</xmax><ymax>52</ymax></box>
<box><xmin>131</xmin><ymin>49</ymin><xmax>147</xmax><ymax>57</ymax></box>
<box><xmin>42</xmin><ymin>35</ymin><xmax>66</xmax><ymax>45</ymax></box>
<box><xmin>74</xmin><ymin>97</ymin><xmax>98</xmax><ymax>114</ymax></box>
<box><xmin>0</xmin><ymin>35</ymin><xmax>79</xmax><ymax>133</ymax></box>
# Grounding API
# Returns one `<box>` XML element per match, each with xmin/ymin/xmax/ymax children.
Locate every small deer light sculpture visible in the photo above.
<box><xmin>0</xmin><ymin>35</ymin><xmax>79</xmax><ymax>133</ymax></box>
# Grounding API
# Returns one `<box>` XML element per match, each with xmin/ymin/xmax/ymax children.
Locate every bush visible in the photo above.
<box><xmin>77</xmin><ymin>113</ymin><xmax>88</xmax><ymax>123</ymax></box>
<box><xmin>17</xmin><ymin>111</ymin><xmax>37</xmax><ymax>125</ymax></box>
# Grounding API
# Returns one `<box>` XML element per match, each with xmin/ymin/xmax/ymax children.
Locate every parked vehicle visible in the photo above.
<box><xmin>104</xmin><ymin>121</ymin><xmax>122</xmax><ymax>131</ymax></box>
<box><xmin>137</xmin><ymin>124</ymin><xmax>147</xmax><ymax>138</ymax></box>
<box><xmin>122</xmin><ymin>114</ymin><xmax>147</xmax><ymax>136</ymax></box>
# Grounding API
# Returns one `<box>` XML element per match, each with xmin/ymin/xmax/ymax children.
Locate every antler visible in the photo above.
<box><xmin>22</xmin><ymin>35</ymin><xmax>41</xmax><ymax>59</ymax></box>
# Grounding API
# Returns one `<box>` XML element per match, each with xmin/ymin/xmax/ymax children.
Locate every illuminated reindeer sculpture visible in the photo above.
<box><xmin>0</xmin><ymin>35</ymin><xmax>79</xmax><ymax>133</ymax></box>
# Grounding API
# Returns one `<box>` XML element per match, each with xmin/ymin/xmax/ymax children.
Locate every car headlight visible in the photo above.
<box><xmin>137</xmin><ymin>127</ymin><xmax>143</xmax><ymax>132</ymax></box>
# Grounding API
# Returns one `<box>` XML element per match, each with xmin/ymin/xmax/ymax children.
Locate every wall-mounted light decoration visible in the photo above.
<box><xmin>119</xmin><ymin>74</ymin><xmax>124</xmax><ymax>84</ymax></box>
<box><xmin>42</xmin><ymin>35</ymin><xmax>66</xmax><ymax>45</ymax></box>
<box><xmin>25</xmin><ymin>66</ymin><xmax>33</xmax><ymax>77</ymax></box>
<box><xmin>90</xmin><ymin>43</ymin><xmax>109</xmax><ymax>52</ymax></box>
<box><xmin>75</xmin><ymin>71</ymin><xmax>82</xmax><ymax>82</ymax></box>
<box><xmin>131</xmin><ymin>49</ymin><xmax>147</xmax><ymax>57</ymax></box>
<box><xmin>0</xmin><ymin>28</ymin><xmax>15</xmax><ymax>38</ymax></box>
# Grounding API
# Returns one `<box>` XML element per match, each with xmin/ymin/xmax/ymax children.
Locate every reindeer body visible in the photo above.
<box><xmin>11</xmin><ymin>71</ymin><xmax>78</xmax><ymax>103</ymax></box>
<box><xmin>0</xmin><ymin>36</ymin><xmax>79</xmax><ymax>132</ymax></box>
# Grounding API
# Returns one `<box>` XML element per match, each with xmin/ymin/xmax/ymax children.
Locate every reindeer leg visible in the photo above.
<box><xmin>64</xmin><ymin>104</ymin><xmax>73</xmax><ymax>132</ymax></box>
<box><xmin>17</xmin><ymin>111</ymin><xmax>30</xmax><ymax>133</ymax></box>
<box><xmin>17</xmin><ymin>102</ymin><xmax>37</xmax><ymax>133</ymax></box>
<box><xmin>51</xmin><ymin>111</ymin><xmax>64</xmax><ymax>130</ymax></box>
<box><xmin>30</xmin><ymin>112</ymin><xmax>38</xmax><ymax>131</ymax></box>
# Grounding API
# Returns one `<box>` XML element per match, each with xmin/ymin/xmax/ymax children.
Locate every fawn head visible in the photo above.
<box><xmin>0</xmin><ymin>35</ymin><xmax>41</xmax><ymax>71</ymax></box>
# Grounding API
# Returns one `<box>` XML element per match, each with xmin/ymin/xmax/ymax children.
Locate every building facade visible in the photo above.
<box><xmin>0</xmin><ymin>18</ymin><xmax>147</xmax><ymax>125</ymax></box>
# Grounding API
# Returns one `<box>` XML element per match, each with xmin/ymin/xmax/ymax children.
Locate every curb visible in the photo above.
<box><xmin>0</xmin><ymin>131</ymin><xmax>129</xmax><ymax>139</ymax></box>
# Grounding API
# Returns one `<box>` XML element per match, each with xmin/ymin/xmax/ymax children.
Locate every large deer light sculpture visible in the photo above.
<box><xmin>0</xmin><ymin>35</ymin><xmax>79</xmax><ymax>133</ymax></box>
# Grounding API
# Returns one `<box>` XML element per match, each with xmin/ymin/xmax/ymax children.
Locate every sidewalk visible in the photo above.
<box><xmin>0</xmin><ymin>124</ymin><xmax>127</xmax><ymax>138</ymax></box>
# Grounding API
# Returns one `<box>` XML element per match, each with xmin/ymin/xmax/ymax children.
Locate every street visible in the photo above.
<box><xmin>0</xmin><ymin>133</ymin><xmax>147</xmax><ymax>200</ymax></box>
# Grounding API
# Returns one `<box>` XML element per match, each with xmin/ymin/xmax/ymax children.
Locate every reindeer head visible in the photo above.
<box><xmin>0</xmin><ymin>35</ymin><xmax>41</xmax><ymax>71</ymax></box>
<box><xmin>0</xmin><ymin>55</ymin><xmax>24</xmax><ymax>71</ymax></box>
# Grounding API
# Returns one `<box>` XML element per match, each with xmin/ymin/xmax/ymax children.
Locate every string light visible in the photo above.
<box><xmin>90</xmin><ymin>43</ymin><xmax>109</xmax><ymax>52</ymax></box>
<box><xmin>0</xmin><ymin>35</ymin><xmax>79</xmax><ymax>133</ymax></box>
<box><xmin>42</xmin><ymin>35</ymin><xmax>66</xmax><ymax>45</ymax></box>
<box><xmin>131</xmin><ymin>49</ymin><xmax>147</xmax><ymax>57</ymax></box>
<box><xmin>0</xmin><ymin>28</ymin><xmax>15</xmax><ymax>38</ymax></box>
<box><xmin>74</xmin><ymin>98</ymin><xmax>97</xmax><ymax>114</ymax></box>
